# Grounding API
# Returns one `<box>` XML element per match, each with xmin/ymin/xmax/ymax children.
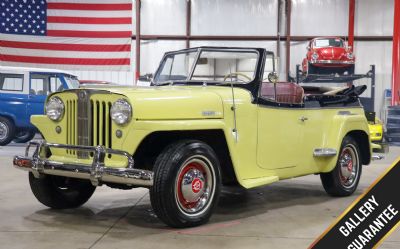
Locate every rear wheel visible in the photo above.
<box><xmin>150</xmin><ymin>140</ymin><xmax>221</xmax><ymax>228</ymax></box>
<box><xmin>320</xmin><ymin>136</ymin><xmax>362</xmax><ymax>196</ymax></box>
<box><xmin>29</xmin><ymin>173</ymin><xmax>96</xmax><ymax>209</ymax></box>
<box><xmin>0</xmin><ymin>117</ymin><xmax>15</xmax><ymax>146</ymax></box>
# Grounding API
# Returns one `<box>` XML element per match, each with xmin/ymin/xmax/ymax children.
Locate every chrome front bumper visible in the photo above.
<box><xmin>311</xmin><ymin>60</ymin><xmax>354</xmax><ymax>65</ymax></box>
<box><xmin>13</xmin><ymin>141</ymin><xmax>153</xmax><ymax>187</ymax></box>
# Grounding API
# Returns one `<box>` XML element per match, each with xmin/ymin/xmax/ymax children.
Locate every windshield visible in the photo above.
<box><xmin>154</xmin><ymin>51</ymin><xmax>197</xmax><ymax>84</ymax></box>
<box><xmin>64</xmin><ymin>75</ymin><xmax>80</xmax><ymax>89</ymax></box>
<box><xmin>153</xmin><ymin>49</ymin><xmax>259</xmax><ymax>84</ymax></box>
<box><xmin>313</xmin><ymin>38</ymin><xmax>344</xmax><ymax>48</ymax></box>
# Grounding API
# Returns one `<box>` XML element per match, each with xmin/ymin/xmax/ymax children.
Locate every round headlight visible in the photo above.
<box><xmin>311</xmin><ymin>52</ymin><xmax>318</xmax><ymax>60</ymax></box>
<box><xmin>347</xmin><ymin>53</ymin><xmax>354</xmax><ymax>59</ymax></box>
<box><xmin>110</xmin><ymin>99</ymin><xmax>132</xmax><ymax>125</ymax></box>
<box><xmin>46</xmin><ymin>96</ymin><xmax>64</xmax><ymax>121</ymax></box>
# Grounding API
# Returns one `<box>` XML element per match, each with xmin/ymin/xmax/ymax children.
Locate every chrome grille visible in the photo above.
<box><xmin>64</xmin><ymin>90</ymin><xmax>112</xmax><ymax>159</ymax></box>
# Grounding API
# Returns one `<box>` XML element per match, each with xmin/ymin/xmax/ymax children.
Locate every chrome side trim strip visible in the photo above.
<box><xmin>313</xmin><ymin>148</ymin><xmax>337</xmax><ymax>157</ymax></box>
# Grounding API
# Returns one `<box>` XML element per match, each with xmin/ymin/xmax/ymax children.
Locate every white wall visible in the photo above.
<box><xmin>191</xmin><ymin>0</ymin><xmax>278</xmax><ymax>36</ymax></box>
<box><xmin>141</xmin><ymin>0</ymin><xmax>187</xmax><ymax>35</ymax></box>
<box><xmin>291</xmin><ymin>0</ymin><xmax>349</xmax><ymax>36</ymax></box>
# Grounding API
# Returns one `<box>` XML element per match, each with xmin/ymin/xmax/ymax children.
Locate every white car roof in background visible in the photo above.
<box><xmin>0</xmin><ymin>66</ymin><xmax>76</xmax><ymax>76</ymax></box>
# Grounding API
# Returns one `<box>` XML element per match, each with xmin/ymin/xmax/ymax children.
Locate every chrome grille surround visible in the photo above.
<box><xmin>62</xmin><ymin>89</ymin><xmax>112</xmax><ymax>159</ymax></box>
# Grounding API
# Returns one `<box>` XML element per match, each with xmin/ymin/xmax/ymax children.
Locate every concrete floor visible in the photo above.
<box><xmin>0</xmin><ymin>143</ymin><xmax>399</xmax><ymax>249</ymax></box>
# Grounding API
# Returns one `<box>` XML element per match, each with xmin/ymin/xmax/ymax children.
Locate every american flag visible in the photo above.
<box><xmin>0</xmin><ymin>0</ymin><xmax>132</xmax><ymax>71</ymax></box>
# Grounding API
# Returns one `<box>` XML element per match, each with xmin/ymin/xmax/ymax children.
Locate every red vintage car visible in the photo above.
<box><xmin>302</xmin><ymin>37</ymin><xmax>355</xmax><ymax>75</ymax></box>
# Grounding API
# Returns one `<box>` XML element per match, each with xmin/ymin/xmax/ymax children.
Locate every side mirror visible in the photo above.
<box><xmin>306</xmin><ymin>46</ymin><xmax>311</xmax><ymax>50</ymax></box>
<box><xmin>138</xmin><ymin>73</ymin><xmax>153</xmax><ymax>82</ymax></box>
<box><xmin>267</xmin><ymin>72</ymin><xmax>278</xmax><ymax>83</ymax></box>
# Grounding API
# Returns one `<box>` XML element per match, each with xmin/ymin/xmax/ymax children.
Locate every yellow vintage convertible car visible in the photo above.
<box><xmin>368</xmin><ymin>117</ymin><xmax>384</xmax><ymax>142</ymax></box>
<box><xmin>364</xmin><ymin>111</ymin><xmax>388</xmax><ymax>153</ymax></box>
<box><xmin>14</xmin><ymin>47</ymin><xmax>374</xmax><ymax>228</ymax></box>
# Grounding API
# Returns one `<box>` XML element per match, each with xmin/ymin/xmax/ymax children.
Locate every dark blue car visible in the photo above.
<box><xmin>0</xmin><ymin>66</ymin><xmax>79</xmax><ymax>145</ymax></box>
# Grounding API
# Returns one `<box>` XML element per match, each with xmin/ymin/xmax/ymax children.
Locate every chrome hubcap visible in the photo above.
<box><xmin>0</xmin><ymin>122</ymin><xmax>8</xmax><ymax>141</ymax></box>
<box><xmin>339</xmin><ymin>145</ymin><xmax>358</xmax><ymax>188</ymax></box>
<box><xmin>175</xmin><ymin>157</ymin><xmax>214</xmax><ymax>215</ymax></box>
<box><xmin>181</xmin><ymin>168</ymin><xmax>206</xmax><ymax>203</ymax></box>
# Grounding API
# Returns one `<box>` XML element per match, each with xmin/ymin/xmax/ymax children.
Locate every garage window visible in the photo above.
<box><xmin>0</xmin><ymin>74</ymin><xmax>24</xmax><ymax>92</ymax></box>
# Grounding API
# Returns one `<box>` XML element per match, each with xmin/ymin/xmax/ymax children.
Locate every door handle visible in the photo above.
<box><xmin>299</xmin><ymin>116</ymin><xmax>308</xmax><ymax>122</ymax></box>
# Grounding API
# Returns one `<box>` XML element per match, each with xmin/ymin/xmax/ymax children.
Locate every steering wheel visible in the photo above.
<box><xmin>223</xmin><ymin>72</ymin><xmax>251</xmax><ymax>82</ymax></box>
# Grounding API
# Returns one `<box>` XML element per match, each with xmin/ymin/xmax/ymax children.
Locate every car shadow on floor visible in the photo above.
<box><xmin>25</xmin><ymin>179</ymin><xmax>361</xmax><ymax>236</ymax></box>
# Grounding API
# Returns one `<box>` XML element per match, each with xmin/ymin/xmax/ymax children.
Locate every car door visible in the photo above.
<box><xmin>256</xmin><ymin>106</ymin><xmax>304</xmax><ymax>171</ymax></box>
<box><xmin>297</xmin><ymin>108</ymin><xmax>337</xmax><ymax>172</ymax></box>
<box><xmin>256</xmin><ymin>83</ymin><xmax>304</xmax><ymax>171</ymax></box>
<box><xmin>28</xmin><ymin>73</ymin><xmax>51</xmax><ymax>117</ymax></box>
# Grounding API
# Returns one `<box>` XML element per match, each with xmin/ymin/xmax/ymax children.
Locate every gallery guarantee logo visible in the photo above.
<box><xmin>310</xmin><ymin>157</ymin><xmax>400</xmax><ymax>249</ymax></box>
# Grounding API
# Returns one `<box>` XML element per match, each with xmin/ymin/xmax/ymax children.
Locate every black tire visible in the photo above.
<box><xmin>307</xmin><ymin>62</ymin><xmax>315</xmax><ymax>75</ymax></box>
<box><xmin>320</xmin><ymin>136</ymin><xmax>362</xmax><ymax>196</ymax></box>
<box><xmin>347</xmin><ymin>65</ymin><xmax>355</xmax><ymax>75</ymax></box>
<box><xmin>13</xmin><ymin>130</ymin><xmax>36</xmax><ymax>143</ymax></box>
<box><xmin>0</xmin><ymin>116</ymin><xmax>16</xmax><ymax>146</ymax></box>
<box><xmin>29</xmin><ymin>173</ymin><xmax>96</xmax><ymax>209</ymax></box>
<box><xmin>150</xmin><ymin>140</ymin><xmax>221</xmax><ymax>228</ymax></box>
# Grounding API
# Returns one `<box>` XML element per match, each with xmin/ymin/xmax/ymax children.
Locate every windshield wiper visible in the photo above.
<box><xmin>154</xmin><ymin>80</ymin><xmax>174</xmax><ymax>86</ymax></box>
<box><xmin>155</xmin><ymin>80</ymin><xmax>211</xmax><ymax>86</ymax></box>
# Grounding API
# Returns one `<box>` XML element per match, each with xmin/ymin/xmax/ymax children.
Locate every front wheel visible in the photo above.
<box><xmin>320</xmin><ymin>136</ymin><xmax>362</xmax><ymax>196</ymax></box>
<box><xmin>150</xmin><ymin>140</ymin><xmax>221</xmax><ymax>228</ymax></box>
<box><xmin>29</xmin><ymin>173</ymin><xmax>96</xmax><ymax>209</ymax></box>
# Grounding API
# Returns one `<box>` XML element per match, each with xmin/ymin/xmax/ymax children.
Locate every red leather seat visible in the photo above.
<box><xmin>261</xmin><ymin>82</ymin><xmax>304</xmax><ymax>104</ymax></box>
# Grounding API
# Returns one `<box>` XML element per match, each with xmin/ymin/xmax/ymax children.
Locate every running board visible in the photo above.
<box><xmin>313</xmin><ymin>148</ymin><xmax>337</xmax><ymax>157</ymax></box>
<box><xmin>241</xmin><ymin>176</ymin><xmax>279</xmax><ymax>189</ymax></box>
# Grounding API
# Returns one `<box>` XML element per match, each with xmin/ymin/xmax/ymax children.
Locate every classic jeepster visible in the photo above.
<box><xmin>14</xmin><ymin>47</ymin><xmax>373</xmax><ymax>228</ymax></box>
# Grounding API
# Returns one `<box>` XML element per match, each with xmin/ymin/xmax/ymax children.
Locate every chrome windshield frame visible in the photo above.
<box><xmin>153</xmin><ymin>47</ymin><xmax>261</xmax><ymax>85</ymax></box>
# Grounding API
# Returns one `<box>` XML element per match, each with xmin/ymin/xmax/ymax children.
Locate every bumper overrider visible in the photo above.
<box><xmin>13</xmin><ymin>141</ymin><xmax>153</xmax><ymax>187</ymax></box>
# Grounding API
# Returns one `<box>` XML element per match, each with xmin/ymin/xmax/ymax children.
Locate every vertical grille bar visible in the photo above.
<box><xmin>73</xmin><ymin>100</ymin><xmax>77</xmax><ymax>154</ymax></box>
<box><xmin>77</xmin><ymin>91</ymin><xmax>91</xmax><ymax>158</ymax></box>
<box><xmin>108</xmin><ymin>102</ymin><xmax>112</xmax><ymax>150</ymax></box>
<box><xmin>65</xmin><ymin>98</ymin><xmax>77</xmax><ymax>156</ymax></box>
<box><xmin>66</xmin><ymin>101</ymin><xmax>70</xmax><ymax>154</ymax></box>
<box><xmin>104</xmin><ymin>101</ymin><xmax>109</xmax><ymax>147</ymax></box>
<box><xmin>99</xmin><ymin>101</ymin><xmax>104</xmax><ymax>146</ymax></box>
<box><xmin>92</xmin><ymin>101</ymin><xmax>97</xmax><ymax>146</ymax></box>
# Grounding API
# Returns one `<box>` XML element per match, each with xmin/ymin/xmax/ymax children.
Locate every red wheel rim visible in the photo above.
<box><xmin>339</xmin><ymin>145</ymin><xmax>358</xmax><ymax>188</ymax></box>
<box><xmin>175</xmin><ymin>156</ymin><xmax>215</xmax><ymax>215</ymax></box>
